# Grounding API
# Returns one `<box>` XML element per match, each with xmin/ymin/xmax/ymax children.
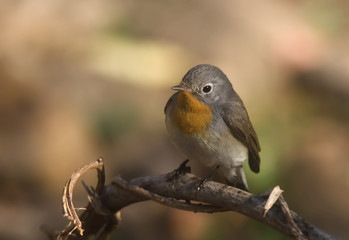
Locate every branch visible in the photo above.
<box><xmin>42</xmin><ymin>159</ymin><xmax>337</xmax><ymax>240</ymax></box>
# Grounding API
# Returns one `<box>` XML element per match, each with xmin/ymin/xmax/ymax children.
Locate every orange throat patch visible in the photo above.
<box><xmin>172</xmin><ymin>91</ymin><xmax>213</xmax><ymax>136</ymax></box>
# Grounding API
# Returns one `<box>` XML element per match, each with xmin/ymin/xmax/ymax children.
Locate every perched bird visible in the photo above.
<box><xmin>165</xmin><ymin>64</ymin><xmax>261</xmax><ymax>191</ymax></box>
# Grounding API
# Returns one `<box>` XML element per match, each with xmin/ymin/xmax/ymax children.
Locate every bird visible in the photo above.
<box><xmin>164</xmin><ymin>64</ymin><xmax>261</xmax><ymax>191</ymax></box>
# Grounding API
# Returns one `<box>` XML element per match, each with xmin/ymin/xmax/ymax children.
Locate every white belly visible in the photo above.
<box><xmin>166</xmin><ymin>117</ymin><xmax>248</xmax><ymax>170</ymax></box>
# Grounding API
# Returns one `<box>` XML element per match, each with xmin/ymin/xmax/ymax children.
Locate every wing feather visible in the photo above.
<box><xmin>221</xmin><ymin>98</ymin><xmax>261</xmax><ymax>173</ymax></box>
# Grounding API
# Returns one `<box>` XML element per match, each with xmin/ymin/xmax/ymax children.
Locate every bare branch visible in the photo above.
<box><xmin>278</xmin><ymin>195</ymin><xmax>305</xmax><ymax>240</ymax></box>
<box><xmin>113</xmin><ymin>176</ymin><xmax>228</xmax><ymax>213</ymax></box>
<box><xmin>43</xmin><ymin>160</ymin><xmax>337</xmax><ymax>240</ymax></box>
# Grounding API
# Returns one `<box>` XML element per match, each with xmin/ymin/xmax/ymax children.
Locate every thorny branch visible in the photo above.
<box><xmin>42</xmin><ymin>158</ymin><xmax>337</xmax><ymax>240</ymax></box>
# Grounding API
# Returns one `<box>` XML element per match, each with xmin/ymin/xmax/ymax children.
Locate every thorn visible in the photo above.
<box><xmin>263</xmin><ymin>186</ymin><xmax>284</xmax><ymax>217</ymax></box>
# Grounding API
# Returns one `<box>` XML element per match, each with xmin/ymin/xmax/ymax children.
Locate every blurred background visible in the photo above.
<box><xmin>0</xmin><ymin>0</ymin><xmax>348</xmax><ymax>239</ymax></box>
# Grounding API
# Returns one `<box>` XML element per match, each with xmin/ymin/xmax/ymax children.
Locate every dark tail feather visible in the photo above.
<box><xmin>248</xmin><ymin>150</ymin><xmax>260</xmax><ymax>173</ymax></box>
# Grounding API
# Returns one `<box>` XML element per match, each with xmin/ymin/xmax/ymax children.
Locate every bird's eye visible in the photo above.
<box><xmin>202</xmin><ymin>84</ymin><xmax>212</xmax><ymax>94</ymax></box>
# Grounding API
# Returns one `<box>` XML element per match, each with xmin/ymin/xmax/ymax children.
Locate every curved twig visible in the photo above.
<box><xmin>62</xmin><ymin>158</ymin><xmax>104</xmax><ymax>236</ymax></box>
<box><xmin>42</xmin><ymin>158</ymin><xmax>105</xmax><ymax>240</ymax></box>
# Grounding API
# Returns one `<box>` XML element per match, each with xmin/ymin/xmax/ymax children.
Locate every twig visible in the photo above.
<box><xmin>278</xmin><ymin>195</ymin><xmax>305</xmax><ymax>240</ymax></box>
<box><xmin>262</xmin><ymin>186</ymin><xmax>305</xmax><ymax>240</ymax></box>
<box><xmin>42</xmin><ymin>158</ymin><xmax>105</xmax><ymax>240</ymax></box>
<box><xmin>62</xmin><ymin>158</ymin><xmax>104</xmax><ymax>236</ymax></box>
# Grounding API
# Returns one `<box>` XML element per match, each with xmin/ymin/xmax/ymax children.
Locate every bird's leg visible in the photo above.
<box><xmin>197</xmin><ymin>165</ymin><xmax>220</xmax><ymax>191</ymax></box>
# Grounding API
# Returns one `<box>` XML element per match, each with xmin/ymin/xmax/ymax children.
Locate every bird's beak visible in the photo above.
<box><xmin>171</xmin><ymin>84</ymin><xmax>190</xmax><ymax>92</ymax></box>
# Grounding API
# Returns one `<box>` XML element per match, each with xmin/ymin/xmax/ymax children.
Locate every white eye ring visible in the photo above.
<box><xmin>201</xmin><ymin>83</ymin><xmax>213</xmax><ymax>94</ymax></box>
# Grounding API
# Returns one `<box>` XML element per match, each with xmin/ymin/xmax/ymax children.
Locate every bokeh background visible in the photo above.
<box><xmin>1</xmin><ymin>0</ymin><xmax>348</xmax><ymax>239</ymax></box>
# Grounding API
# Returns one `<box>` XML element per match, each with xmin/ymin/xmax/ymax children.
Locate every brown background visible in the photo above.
<box><xmin>0</xmin><ymin>0</ymin><xmax>348</xmax><ymax>239</ymax></box>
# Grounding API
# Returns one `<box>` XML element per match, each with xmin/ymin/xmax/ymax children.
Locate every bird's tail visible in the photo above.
<box><xmin>224</xmin><ymin>167</ymin><xmax>249</xmax><ymax>192</ymax></box>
